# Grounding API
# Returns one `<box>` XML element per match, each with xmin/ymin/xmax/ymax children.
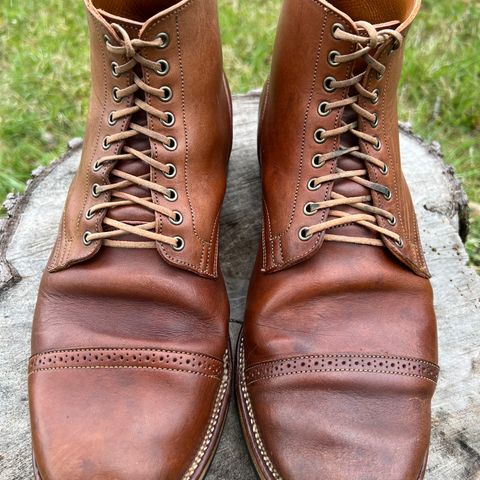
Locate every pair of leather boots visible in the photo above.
<box><xmin>29</xmin><ymin>0</ymin><xmax>439</xmax><ymax>478</ymax></box>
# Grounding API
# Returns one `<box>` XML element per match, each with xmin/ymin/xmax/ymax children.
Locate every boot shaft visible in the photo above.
<box><xmin>48</xmin><ymin>0</ymin><xmax>232</xmax><ymax>277</ymax></box>
<box><xmin>258</xmin><ymin>0</ymin><xmax>428</xmax><ymax>276</ymax></box>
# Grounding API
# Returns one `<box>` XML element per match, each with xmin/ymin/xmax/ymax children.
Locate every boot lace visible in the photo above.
<box><xmin>299</xmin><ymin>21</ymin><xmax>404</xmax><ymax>248</ymax></box>
<box><xmin>84</xmin><ymin>24</ymin><xmax>184</xmax><ymax>251</ymax></box>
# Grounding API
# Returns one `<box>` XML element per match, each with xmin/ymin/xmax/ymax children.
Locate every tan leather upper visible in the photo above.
<box><xmin>239</xmin><ymin>1</ymin><xmax>438</xmax><ymax>479</ymax></box>
<box><xmin>258</xmin><ymin>0</ymin><xmax>428</xmax><ymax>277</ymax></box>
<box><xmin>48</xmin><ymin>0</ymin><xmax>231</xmax><ymax>278</ymax></box>
<box><xmin>30</xmin><ymin>1</ymin><xmax>232</xmax><ymax>479</ymax></box>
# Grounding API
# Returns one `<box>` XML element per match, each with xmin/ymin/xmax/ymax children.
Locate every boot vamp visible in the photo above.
<box><xmin>31</xmin><ymin>247</ymin><xmax>230</xmax><ymax>480</ymax></box>
<box><xmin>243</xmin><ymin>242</ymin><xmax>437</xmax><ymax>480</ymax></box>
<box><xmin>33</xmin><ymin>248</ymin><xmax>229</xmax><ymax>356</ymax></box>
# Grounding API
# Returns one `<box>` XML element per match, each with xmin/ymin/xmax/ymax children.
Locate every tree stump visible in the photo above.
<box><xmin>0</xmin><ymin>93</ymin><xmax>479</xmax><ymax>479</ymax></box>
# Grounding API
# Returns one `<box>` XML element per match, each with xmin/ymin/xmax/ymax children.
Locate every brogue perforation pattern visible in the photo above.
<box><xmin>245</xmin><ymin>353</ymin><xmax>439</xmax><ymax>385</ymax></box>
<box><xmin>29</xmin><ymin>348</ymin><xmax>224</xmax><ymax>379</ymax></box>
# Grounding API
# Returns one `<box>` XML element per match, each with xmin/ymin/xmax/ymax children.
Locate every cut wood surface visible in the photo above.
<box><xmin>0</xmin><ymin>93</ymin><xmax>479</xmax><ymax>479</ymax></box>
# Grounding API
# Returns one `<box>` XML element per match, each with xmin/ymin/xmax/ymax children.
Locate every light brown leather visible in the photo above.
<box><xmin>238</xmin><ymin>0</ymin><xmax>439</xmax><ymax>479</ymax></box>
<box><xmin>29</xmin><ymin>1</ymin><xmax>232</xmax><ymax>479</ymax></box>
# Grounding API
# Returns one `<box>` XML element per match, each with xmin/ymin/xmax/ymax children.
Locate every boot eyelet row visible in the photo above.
<box><xmin>156</xmin><ymin>59</ymin><xmax>170</xmax><ymax>76</ymax></box>
<box><xmin>172</xmin><ymin>236</ymin><xmax>185</xmax><ymax>251</ymax></box>
<box><xmin>156</xmin><ymin>32</ymin><xmax>170</xmax><ymax>49</ymax></box>
<box><xmin>161</xmin><ymin>112</ymin><xmax>175</xmax><ymax>127</ymax></box>
<box><xmin>298</xmin><ymin>227</ymin><xmax>313</xmax><ymax>241</ymax></box>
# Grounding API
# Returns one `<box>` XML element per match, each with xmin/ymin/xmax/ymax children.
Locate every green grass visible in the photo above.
<box><xmin>1</xmin><ymin>0</ymin><xmax>479</xmax><ymax>267</ymax></box>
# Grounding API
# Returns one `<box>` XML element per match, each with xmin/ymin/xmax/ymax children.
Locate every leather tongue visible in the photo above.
<box><xmin>327</xmin><ymin>20</ymin><xmax>400</xmax><ymax>243</ymax></box>
<box><xmin>98</xmin><ymin>12</ymin><xmax>155</xmax><ymax>233</ymax></box>
<box><xmin>98</xmin><ymin>9</ymin><xmax>143</xmax><ymax>36</ymax></box>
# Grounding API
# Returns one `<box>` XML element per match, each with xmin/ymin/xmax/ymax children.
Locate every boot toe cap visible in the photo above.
<box><xmin>239</xmin><ymin>348</ymin><xmax>437</xmax><ymax>480</ymax></box>
<box><xmin>30</xmin><ymin>348</ymin><xmax>230</xmax><ymax>480</ymax></box>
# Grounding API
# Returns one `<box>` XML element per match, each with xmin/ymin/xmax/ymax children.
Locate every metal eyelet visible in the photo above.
<box><xmin>314</xmin><ymin>128</ymin><xmax>326</xmax><ymax>144</ymax></box>
<box><xmin>103</xmin><ymin>35</ymin><xmax>113</xmax><ymax>47</ymax></box>
<box><xmin>156</xmin><ymin>59</ymin><xmax>170</xmax><ymax>76</ymax></box>
<box><xmin>92</xmin><ymin>183</ymin><xmax>101</xmax><ymax>198</ymax></box>
<box><xmin>370</xmin><ymin>113</ymin><xmax>379</xmax><ymax>128</ymax></box>
<box><xmin>112</xmin><ymin>87</ymin><xmax>121</xmax><ymax>103</ymax></box>
<box><xmin>161</xmin><ymin>86</ymin><xmax>173</xmax><ymax>102</ymax></box>
<box><xmin>108</xmin><ymin>111</ymin><xmax>118</xmax><ymax>126</ymax></box>
<box><xmin>312</xmin><ymin>154</ymin><xmax>325</xmax><ymax>168</ymax></box>
<box><xmin>163</xmin><ymin>163</ymin><xmax>177</xmax><ymax>178</ymax></box>
<box><xmin>373</xmin><ymin>137</ymin><xmax>382</xmax><ymax>151</ymax></box>
<box><xmin>384</xmin><ymin>188</ymin><xmax>392</xmax><ymax>201</ymax></box>
<box><xmin>102</xmin><ymin>137</ymin><xmax>111</xmax><ymax>150</ymax></box>
<box><xmin>389</xmin><ymin>40</ymin><xmax>401</xmax><ymax>55</ymax></box>
<box><xmin>169</xmin><ymin>211</ymin><xmax>183</xmax><ymax>225</ymax></box>
<box><xmin>395</xmin><ymin>238</ymin><xmax>404</xmax><ymax>248</ymax></box>
<box><xmin>161</xmin><ymin>112</ymin><xmax>175</xmax><ymax>127</ymax></box>
<box><xmin>380</xmin><ymin>163</ymin><xmax>388</xmax><ymax>175</ymax></box>
<box><xmin>376</xmin><ymin>71</ymin><xmax>384</xmax><ymax>80</ymax></box>
<box><xmin>156</xmin><ymin>32</ymin><xmax>170</xmax><ymax>49</ymax></box>
<box><xmin>172</xmin><ymin>236</ymin><xmax>185</xmax><ymax>251</ymax></box>
<box><xmin>307</xmin><ymin>178</ymin><xmax>320</xmax><ymax>191</ymax></box>
<box><xmin>85</xmin><ymin>209</ymin><xmax>95</xmax><ymax>220</ymax></box>
<box><xmin>93</xmin><ymin>161</ymin><xmax>102</xmax><ymax>172</ymax></box>
<box><xmin>298</xmin><ymin>227</ymin><xmax>313</xmax><ymax>241</ymax></box>
<box><xmin>164</xmin><ymin>188</ymin><xmax>178</xmax><ymax>202</ymax></box>
<box><xmin>328</xmin><ymin>50</ymin><xmax>340</xmax><ymax>67</ymax></box>
<box><xmin>388</xmin><ymin>215</ymin><xmax>397</xmax><ymax>226</ymax></box>
<box><xmin>323</xmin><ymin>76</ymin><xmax>336</xmax><ymax>92</ymax></box>
<box><xmin>164</xmin><ymin>137</ymin><xmax>177</xmax><ymax>151</ymax></box>
<box><xmin>371</xmin><ymin>88</ymin><xmax>380</xmax><ymax>104</ymax></box>
<box><xmin>303</xmin><ymin>202</ymin><xmax>317</xmax><ymax>216</ymax></box>
<box><xmin>83</xmin><ymin>231</ymin><xmax>92</xmax><ymax>246</ymax></box>
<box><xmin>111</xmin><ymin>62</ymin><xmax>120</xmax><ymax>77</ymax></box>
<box><xmin>332</xmin><ymin>23</ymin><xmax>346</xmax><ymax>37</ymax></box>
<box><xmin>318</xmin><ymin>102</ymin><xmax>330</xmax><ymax>117</ymax></box>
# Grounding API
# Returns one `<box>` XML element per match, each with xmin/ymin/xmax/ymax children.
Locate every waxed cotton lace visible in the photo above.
<box><xmin>300</xmin><ymin>21</ymin><xmax>404</xmax><ymax>248</ymax></box>
<box><xmin>84</xmin><ymin>24</ymin><xmax>184</xmax><ymax>250</ymax></box>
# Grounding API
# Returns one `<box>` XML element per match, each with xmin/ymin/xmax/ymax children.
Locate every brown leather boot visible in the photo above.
<box><xmin>237</xmin><ymin>0</ymin><xmax>439</xmax><ymax>478</ymax></box>
<box><xmin>29</xmin><ymin>1</ymin><xmax>232</xmax><ymax>478</ymax></box>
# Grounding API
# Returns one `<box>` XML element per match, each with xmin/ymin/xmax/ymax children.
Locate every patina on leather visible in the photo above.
<box><xmin>238</xmin><ymin>0</ymin><xmax>438</xmax><ymax>479</ymax></box>
<box><xmin>29</xmin><ymin>1</ymin><xmax>232</xmax><ymax>479</ymax></box>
